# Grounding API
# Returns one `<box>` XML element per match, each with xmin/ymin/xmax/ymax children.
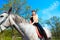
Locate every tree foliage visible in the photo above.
<box><xmin>0</xmin><ymin>0</ymin><xmax>31</xmax><ymax>19</ymax></box>
<box><xmin>0</xmin><ymin>0</ymin><xmax>31</xmax><ymax>40</ymax></box>
<box><xmin>45</xmin><ymin>16</ymin><xmax>60</xmax><ymax>40</ymax></box>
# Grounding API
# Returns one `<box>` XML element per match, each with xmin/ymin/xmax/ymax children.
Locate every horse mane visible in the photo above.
<box><xmin>13</xmin><ymin>14</ymin><xmax>29</xmax><ymax>24</ymax></box>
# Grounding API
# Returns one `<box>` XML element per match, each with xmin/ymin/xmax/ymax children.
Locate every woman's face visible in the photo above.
<box><xmin>32</xmin><ymin>11</ymin><xmax>36</xmax><ymax>16</ymax></box>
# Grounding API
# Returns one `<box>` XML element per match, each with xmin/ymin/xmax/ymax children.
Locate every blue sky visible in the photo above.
<box><xmin>0</xmin><ymin>0</ymin><xmax>60</xmax><ymax>29</ymax></box>
<box><xmin>27</xmin><ymin>0</ymin><xmax>60</xmax><ymax>20</ymax></box>
<box><xmin>27</xmin><ymin>0</ymin><xmax>60</xmax><ymax>28</ymax></box>
<box><xmin>0</xmin><ymin>0</ymin><xmax>7</xmax><ymax>8</ymax></box>
<box><xmin>0</xmin><ymin>0</ymin><xmax>60</xmax><ymax>20</ymax></box>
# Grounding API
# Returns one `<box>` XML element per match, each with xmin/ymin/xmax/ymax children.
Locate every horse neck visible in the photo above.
<box><xmin>14</xmin><ymin>14</ymin><xmax>29</xmax><ymax>24</ymax></box>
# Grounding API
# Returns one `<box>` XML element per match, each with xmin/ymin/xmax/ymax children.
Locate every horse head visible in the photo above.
<box><xmin>0</xmin><ymin>7</ymin><xmax>12</xmax><ymax>31</ymax></box>
<box><xmin>0</xmin><ymin>12</ymin><xmax>8</xmax><ymax>23</ymax></box>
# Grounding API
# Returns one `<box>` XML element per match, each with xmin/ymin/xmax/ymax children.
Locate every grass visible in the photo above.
<box><xmin>0</xmin><ymin>28</ymin><xmax>22</xmax><ymax>40</ymax></box>
<box><xmin>0</xmin><ymin>28</ymin><xmax>60</xmax><ymax>40</ymax></box>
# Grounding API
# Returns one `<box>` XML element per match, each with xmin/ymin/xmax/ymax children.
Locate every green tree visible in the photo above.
<box><xmin>45</xmin><ymin>16</ymin><xmax>60</xmax><ymax>40</ymax></box>
<box><xmin>0</xmin><ymin>0</ymin><xmax>31</xmax><ymax>40</ymax></box>
<box><xmin>0</xmin><ymin>0</ymin><xmax>31</xmax><ymax>18</ymax></box>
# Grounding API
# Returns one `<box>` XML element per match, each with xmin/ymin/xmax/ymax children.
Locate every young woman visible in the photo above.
<box><xmin>30</xmin><ymin>10</ymin><xmax>48</xmax><ymax>40</ymax></box>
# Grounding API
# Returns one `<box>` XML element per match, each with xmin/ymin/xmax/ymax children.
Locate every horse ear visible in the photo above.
<box><xmin>8</xmin><ymin>7</ymin><xmax>12</xmax><ymax>14</ymax></box>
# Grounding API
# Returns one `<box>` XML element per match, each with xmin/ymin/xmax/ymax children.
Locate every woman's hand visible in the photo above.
<box><xmin>31</xmin><ymin>23</ymin><xmax>33</xmax><ymax>25</ymax></box>
<box><xmin>32</xmin><ymin>22</ymin><xmax>35</xmax><ymax>25</ymax></box>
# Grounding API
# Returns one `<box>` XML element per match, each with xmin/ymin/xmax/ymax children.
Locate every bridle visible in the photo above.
<box><xmin>0</xmin><ymin>7</ymin><xmax>12</xmax><ymax>25</ymax></box>
<box><xmin>0</xmin><ymin>14</ymin><xmax>9</xmax><ymax>25</ymax></box>
<box><xmin>0</xmin><ymin>7</ymin><xmax>12</xmax><ymax>30</ymax></box>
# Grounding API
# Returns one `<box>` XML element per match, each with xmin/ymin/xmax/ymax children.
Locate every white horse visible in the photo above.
<box><xmin>0</xmin><ymin>12</ymin><xmax>40</xmax><ymax>40</ymax></box>
<box><xmin>0</xmin><ymin>12</ymin><xmax>52</xmax><ymax>40</ymax></box>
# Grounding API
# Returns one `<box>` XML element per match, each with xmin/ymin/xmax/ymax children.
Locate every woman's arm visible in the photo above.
<box><xmin>32</xmin><ymin>15</ymin><xmax>38</xmax><ymax>24</ymax></box>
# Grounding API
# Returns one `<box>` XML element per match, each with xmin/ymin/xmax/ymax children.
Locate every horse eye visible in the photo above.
<box><xmin>0</xmin><ymin>15</ymin><xmax>4</xmax><ymax>17</ymax></box>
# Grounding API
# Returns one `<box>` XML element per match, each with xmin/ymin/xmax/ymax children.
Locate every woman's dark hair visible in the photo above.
<box><xmin>32</xmin><ymin>10</ymin><xmax>36</xmax><ymax>12</ymax></box>
<box><xmin>31</xmin><ymin>10</ymin><xmax>36</xmax><ymax>16</ymax></box>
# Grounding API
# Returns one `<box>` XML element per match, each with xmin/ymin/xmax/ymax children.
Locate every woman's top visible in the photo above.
<box><xmin>30</xmin><ymin>17</ymin><xmax>34</xmax><ymax>23</ymax></box>
<box><xmin>30</xmin><ymin>14</ymin><xmax>38</xmax><ymax>24</ymax></box>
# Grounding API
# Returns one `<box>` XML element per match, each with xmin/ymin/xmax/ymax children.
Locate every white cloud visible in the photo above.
<box><xmin>48</xmin><ymin>1</ymin><xmax>59</xmax><ymax>11</ymax></box>
<box><xmin>41</xmin><ymin>1</ymin><xmax>60</xmax><ymax>19</ymax></box>
<box><xmin>42</xmin><ymin>1</ymin><xmax>60</xmax><ymax>14</ymax></box>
